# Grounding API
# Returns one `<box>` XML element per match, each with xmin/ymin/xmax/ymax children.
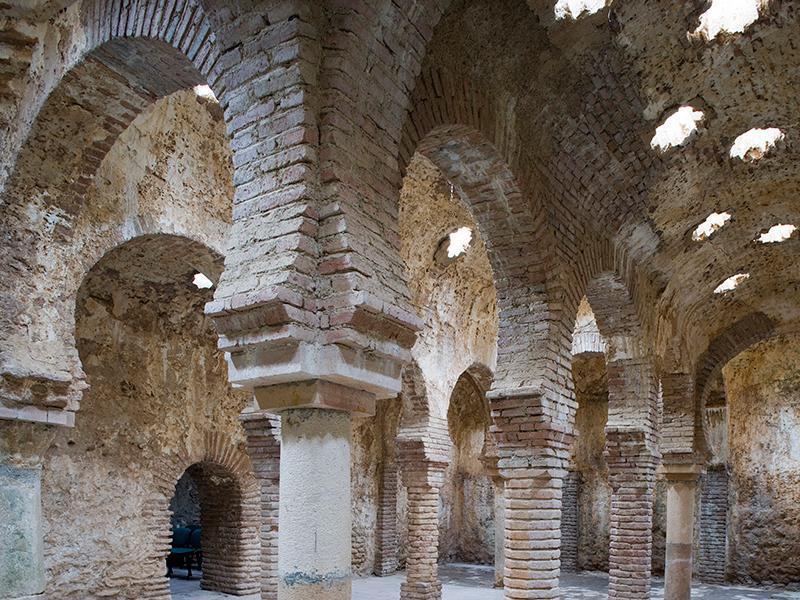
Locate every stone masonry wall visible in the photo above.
<box><xmin>724</xmin><ymin>335</ymin><xmax>800</xmax><ymax>585</ymax></box>
<box><xmin>0</xmin><ymin>89</ymin><xmax>258</xmax><ymax>599</ymax></box>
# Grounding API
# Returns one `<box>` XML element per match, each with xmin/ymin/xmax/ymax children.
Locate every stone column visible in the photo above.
<box><xmin>488</xmin><ymin>388</ymin><xmax>574</xmax><ymax>600</ymax></box>
<box><xmin>241</xmin><ymin>411</ymin><xmax>282</xmax><ymax>600</ymax></box>
<box><xmin>662</xmin><ymin>464</ymin><xmax>701</xmax><ymax>600</ymax></box>
<box><xmin>253</xmin><ymin>380</ymin><xmax>375</xmax><ymax>600</ymax></box>
<box><xmin>397</xmin><ymin>420</ymin><xmax>450</xmax><ymax>600</ymax></box>
<box><xmin>374</xmin><ymin>461</ymin><xmax>399</xmax><ymax>576</ymax></box>
<box><xmin>605</xmin><ymin>429</ymin><xmax>659</xmax><ymax>600</ymax></box>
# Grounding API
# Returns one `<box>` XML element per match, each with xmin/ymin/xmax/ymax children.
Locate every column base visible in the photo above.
<box><xmin>278</xmin><ymin>576</ymin><xmax>350</xmax><ymax>600</ymax></box>
<box><xmin>401</xmin><ymin>580</ymin><xmax>442</xmax><ymax>600</ymax></box>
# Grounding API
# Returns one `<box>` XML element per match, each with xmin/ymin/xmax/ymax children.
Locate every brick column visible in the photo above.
<box><xmin>492</xmin><ymin>477</ymin><xmax>506</xmax><ymax>588</ymax></box>
<box><xmin>397</xmin><ymin>420</ymin><xmax>450</xmax><ymax>600</ymax></box>
<box><xmin>561</xmin><ymin>471</ymin><xmax>580</xmax><ymax>573</ymax></box>
<box><xmin>697</xmin><ymin>466</ymin><xmax>728</xmax><ymax>583</ymax></box>
<box><xmin>241</xmin><ymin>412</ymin><xmax>281</xmax><ymax>600</ymax></box>
<box><xmin>605</xmin><ymin>429</ymin><xmax>658</xmax><ymax>600</ymax></box>
<box><xmin>661</xmin><ymin>463</ymin><xmax>701</xmax><ymax>600</ymax></box>
<box><xmin>374</xmin><ymin>460</ymin><xmax>399</xmax><ymax>576</ymax></box>
<box><xmin>488</xmin><ymin>388</ymin><xmax>573</xmax><ymax>600</ymax></box>
<box><xmin>400</xmin><ymin>462</ymin><xmax>447</xmax><ymax>600</ymax></box>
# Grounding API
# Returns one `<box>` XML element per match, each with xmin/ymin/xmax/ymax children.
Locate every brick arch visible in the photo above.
<box><xmin>3</xmin><ymin>0</ymin><xmax>224</xmax><ymax>216</ymax></box>
<box><xmin>566</xmin><ymin>240</ymin><xmax>660</xmax><ymax>600</ymax></box>
<box><xmin>447</xmin><ymin>365</ymin><xmax>493</xmax><ymax>436</ymax></box>
<box><xmin>402</xmin><ymin>68</ymin><xmax>559</xmax><ymax>397</ymax></box>
<box><xmin>398</xmin><ymin>359</ymin><xmax>433</xmax><ymax>430</ymax></box>
<box><xmin>0</xmin><ymin>0</ymin><xmax>232</xmax><ymax>424</ymax></box>
<box><xmin>72</xmin><ymin>233</ymin><xmax>225</xmax><ymax>416</ymax></box>
<box><xmin>146</xmin><ymin>431</ymin><xmax>261</xmax><ymax>599</ymax></box>
<box><xmin>694</xmin><ymin>312</ymin><xmax>776</xmax><ymax>460</ymax></box>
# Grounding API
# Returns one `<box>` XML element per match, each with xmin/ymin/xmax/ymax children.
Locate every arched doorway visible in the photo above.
<box><xmin>167</xmin><ymin>461</ymin><xmax>260</xmax><ymax>597</ymax></box>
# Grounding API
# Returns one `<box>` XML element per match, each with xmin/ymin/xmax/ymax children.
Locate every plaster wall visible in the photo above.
<box><xmin>725</xmin><ymin>335</ymin><xmax>800</xmax><ymax>585</ymax></box>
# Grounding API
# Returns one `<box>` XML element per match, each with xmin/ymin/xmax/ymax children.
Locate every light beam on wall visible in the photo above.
<box><xmin>693</xmin><ymin>0</ymin><xmax>765</xmax><ymax>40</ymax></box>
<box><xmin>714</xmin><ymin>273</ymin><xmax>750</xmax><ymax>294</ymax></box>
<box><xmin>555</xmin><ymin>0</ymin><xmax>608</xmax><ymax>20</ymax></box>
<box><xmin>756</xmin><ymin>224</ymin><xmax>796</xmax><ymax>244</ymax></box>
<box><xmin>693</xmin><ymin>212</ymin><xmax>732</xmax><ymax>242</ymax></box>
<box><xmin>447</xmin><ymin>227</ymin><xmax>473</xmax><ymax>258</ymax></box>
<box><xmin>730</xmin><ymin>127</ymin><xmax>784</xmax><ymax>162</ymax></box>
<box><xmin>651</xmin><ymin>106</ymin><xmax>704</xmax><ymax>152</ymax></box>
<box><xmin>193</xmin><ymin>272</ymin><xmax>214</xmax><ymax>289</ymax></box>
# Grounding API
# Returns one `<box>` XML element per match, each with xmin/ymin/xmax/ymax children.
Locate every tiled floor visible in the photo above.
<box><xmin>170</xmin><ymin>564</ymin><xmax>800</xmax><ymax>599</ymax></box>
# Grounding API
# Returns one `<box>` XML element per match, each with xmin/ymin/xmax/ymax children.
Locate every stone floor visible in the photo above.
<box><xmin>171</xmin><ymin>564</ymin><xmax>800</xmax><ymax>599</ymax></box>
<box><xmin>169</xmin><ymin>569</ymin><xmax>260</xmax><ymax>599</ymax></box>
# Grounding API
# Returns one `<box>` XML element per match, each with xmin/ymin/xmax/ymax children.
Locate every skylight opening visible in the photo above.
<box><xmin>730</xmin><ymin>127</ymin><xmax>784</xmax><ymax>161</ymax></box>
<box><xmin>714</xmin><ymin>273</ymin><xmax>750</xmax><ymax>294</ymax></box>
<box><xmin>693</xmin><ymin>212</ymin><xmax>732</xmax><ymax>241</ymax></box>
<box><xmin>555</xmin><ymin>0</ymin><xmax>607</xmax><ymax>20</ymax></box>
<box><xmin>693</xmin><ymin>0</ymin><xmax>765</xmax><ymax>40</ymax></box>
<box><xmin>193</xmin><ymin>272</ymin><xmax>214</xmax><ymax>289</ymax></box>
<box><xmin>757</xmin><ymin>224</ymin><xmax>796</xmax><ymax>244</ymax></box>
<box><xmin>447</xmin><ymin>227</ymin><xmax>473</xmax><ymax>258</ymax></box>
<box><xmin>651</xmin><ymin>106</ymin><xmax>705</xmax><ymax>152</ymax></box>
<box><xmin>194</xmin><ymin>84</ymin><xmax>218</xmax><ymax>103</ymax></box>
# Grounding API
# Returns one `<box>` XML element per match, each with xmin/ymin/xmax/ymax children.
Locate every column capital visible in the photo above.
<box><xmin>659</xmin><ymin>462</ymin><xmax>703</xmax><ymax>482</ymax></box>
<box><xmin>254</xmin><ymin>379</ymin><xmax>375</xmax><ymax>417</ymax></box>
<box><xmin>208</xmin><ymin>289</ymin><xmax>423</xmax><ymax>401</ymax></box>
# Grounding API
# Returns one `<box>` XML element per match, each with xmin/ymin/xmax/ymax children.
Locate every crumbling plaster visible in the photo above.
<box><xmin>725</xmin><ymin>334</ymin><xmax>800</xmax><ymax>585</ymax></box>
<box><xmin>399</xmin><ymin>153</ymin><xmax>498</xmax><ymax>421</ymax></box>
<box><xmin>1</xmin><ymin>88</ymin><xmax>231</xmax><ymax>416</ymax></box>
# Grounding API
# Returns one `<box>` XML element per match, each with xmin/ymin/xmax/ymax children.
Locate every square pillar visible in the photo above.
<box><xmin>661</xmin><ymin>463</ymin><xmax>702</xmax><ymax>600</ymax></box>
<box><xmin>374</xmin><ymin>461</ymin><xmax>399</xmax><ymax>576</ymax></box>
<box><xmin>492</xmin><ymin>478</ymin><xmax>505</xmax><ymax>588</ymax></box>
<box><xmin>605</xmin><ymin>428</ymin><xmax>658</xmax><ymax>600</ymax></box>
<box><xmin>397</xmin><ymin>420</ymin><xmax>450</xmax><ymax>600</ymax></box>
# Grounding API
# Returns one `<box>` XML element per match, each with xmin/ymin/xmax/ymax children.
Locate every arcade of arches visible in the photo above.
<box><xmin>1</xmin><ymin>1</ymin><xmax>799</xmax><ymax>600</ymax></box>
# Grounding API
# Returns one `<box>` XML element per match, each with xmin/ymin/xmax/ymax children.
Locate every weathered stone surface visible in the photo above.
<box><xmin>1</xmin><ymin>1</ymin><xmax>799</xmax><ymax>598</ymax></box>
<box><xmin>0</xmin><ymin>465</ymin><xmax>44</xmax><ymax>598</ymax></box>
<box><xmin>725</xmin><ymin>335</ymin><xmax>800</xmax><ymax>585</ymax></box>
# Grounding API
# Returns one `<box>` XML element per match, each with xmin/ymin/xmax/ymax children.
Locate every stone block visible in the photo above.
<box><xmin>0</xmin><ymin>465</ymin><xmax>44</xmax><ymax>599</ymax></box>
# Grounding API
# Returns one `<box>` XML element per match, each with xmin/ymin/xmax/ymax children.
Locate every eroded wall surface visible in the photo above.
<box><xmin>440</xmin><ymin>375</ymin><xmax>494</xmax><ymax>564</ymax></box>
<box><xmin>0</xmin><ymin>89</ymin><xmax>255</xmax><ymax>599</ymax></box>
<box><xmin>571</xmin><ymin>353</ymin><xmax>610</xmax><ymax>571</ymax></box>
<box><xmin>399</xmin><ymin>154</ymin><xmax>498</xmax><ymax>421</ymax></box>
<box><xmin>725</xmin><ymin>335</ymin><xmax>800</xmax><ymax>585</ymax></box>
